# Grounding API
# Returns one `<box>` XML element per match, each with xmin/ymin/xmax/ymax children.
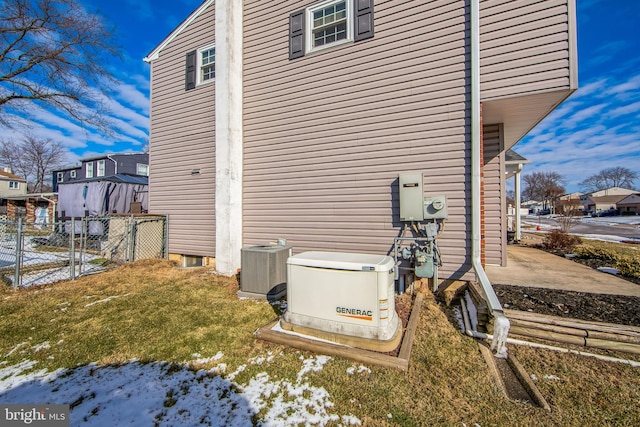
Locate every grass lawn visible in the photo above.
<box><xmin>1</xmin><ymin>259</ymin><xmax>639</xmax><ymax>426</ymax></box>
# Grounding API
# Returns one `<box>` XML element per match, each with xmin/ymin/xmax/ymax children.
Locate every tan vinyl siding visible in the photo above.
<box><xmin>483</xmin><ymin>124</ymin><xmax>505</xmax><ymax>266</ymax></box>
<box><xmin>480</xmin><ymin>0</ymin><xmax>572</xmax><ymax>101</ymax></box>
<box><xmin>243</xmin><ymin>0</ymin><xmax>473</xmax><ymax>279</ymax></box>
<box><xmin>149</xmin><ymin>5</ymin><xmax>216</xmax><ymax>257</ymax></box>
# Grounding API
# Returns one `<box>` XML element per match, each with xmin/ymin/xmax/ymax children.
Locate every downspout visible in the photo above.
<box><xmin>107</xmin><ymin>155</ymin><xmax>118</xmax><ymax>175</ymax></box>
<box><xmin>470</xmin><ymin>0</ymin><xmax>509</xmax><ymax>357</ymax></box>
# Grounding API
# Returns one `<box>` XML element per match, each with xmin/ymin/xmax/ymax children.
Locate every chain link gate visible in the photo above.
<box><xmin>0</xmin><ymin>215</ymin><xmax>167</xmax><ymax>288</ymax></box>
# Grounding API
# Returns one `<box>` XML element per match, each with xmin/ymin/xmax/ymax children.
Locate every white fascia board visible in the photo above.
<box><xmin>143</xmin><ymin>0</ymin><xmax>215</xmax><ymax>62</ymax></box>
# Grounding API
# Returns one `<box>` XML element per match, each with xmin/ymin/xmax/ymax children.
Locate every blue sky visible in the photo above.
<box><xmin>2</xmin><ymin>0</ymin><xmax>639</xmax><ymax>193</ymax></box>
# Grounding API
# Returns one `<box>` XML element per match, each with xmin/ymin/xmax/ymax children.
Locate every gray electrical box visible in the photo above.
<box><xmin>423</xmin><ymin>195</ymin><xmax>448</xmax><ymax>219</ymax></box>
<box><xmin>399</xmin><ymin>173</ymin><xmax>424</xmax><ymax>221</ymax></box>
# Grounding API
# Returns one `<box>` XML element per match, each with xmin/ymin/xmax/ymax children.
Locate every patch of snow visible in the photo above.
<box><xmin>192</xmin><ymin>351</ymin><xmax>224</xmax><ymax>365</ymax></box>
<box><xmin>84</xmin><ymin>294</ymin><xmax>129</xmax><ymax>307</ymax></box>
<box><xmin>32</xmin><ymin>342</ymin><xmax>51</xmax><ymax>352</ymax></box>
<box><xmin>5</xmin><ymin>342</ymin><xmax>28</xmax><ymax>358</ymax></box>
<box><xmin>0</xmin><ymin>354</ymin><xmax>361</xmax><ymax>426</ymax></box>
<box><xmin>530</xmin><ymin>374</ymin><xmax>538</xmax><ymax>381</ymax></box>
<box><xmin>597</xmin><ymin>267</ymin><xmax>620</xmax><ymax>275</ymax></box>
<box><xmin>543</xmin><ymin>375</ymin><xmax>562</xmax><ymax>381</ymax></box>
<box><xmin>346</xmin><ymin>365</ymin><xmax>371</xmax><ymax>375</ymax></box>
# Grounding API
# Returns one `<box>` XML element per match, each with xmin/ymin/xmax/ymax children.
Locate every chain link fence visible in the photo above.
<box><xmin>0</xmin><ymin>215</ymin><xmax>167</xmax><ymax>288</ymax></box>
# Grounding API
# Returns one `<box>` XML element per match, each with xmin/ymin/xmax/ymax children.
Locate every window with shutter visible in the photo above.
<box><xmin>290</xmin><ymin>0</ymin><xmax>374</xmax><ymax>59</ymax></box>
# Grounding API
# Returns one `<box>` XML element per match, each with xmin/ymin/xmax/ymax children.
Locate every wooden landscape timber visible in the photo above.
<box><xmin>256</xmin><ymin>293</ymin><xmax>424</xmax><ymax>371</ymax></box>
<box><xmin>499</xmin><ymin>309</ymin><xmax>640</xmax><ymax>355</ymax></box>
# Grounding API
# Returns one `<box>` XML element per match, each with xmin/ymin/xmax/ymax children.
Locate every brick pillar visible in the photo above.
<box><xmin>26</xmin><ymin>199</ymin><xmax>36</xmax><ymax>222</ymax></box>
<box><xmin>7</xmin><ymin>200</ymin><xmax>16</xmax><ymax>219</ymax></box>
<box><xmin>480</xmin><ymin>103</ymin><xmax>486</xmax><ymax>266</ymax></box>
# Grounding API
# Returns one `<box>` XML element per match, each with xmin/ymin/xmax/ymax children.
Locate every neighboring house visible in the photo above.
<box><xmin>52</xmin><ymin>153</ymin><xmax>149</xmax><ymax>192</ymax></box>
<box><xmin>144</xmin><ymin>0</ymin><xmax>577</xmax><ymax>277</ymax></box>
<box><xmin>0</xmin><ymin>168</ymin><xmax>27</xmax><ymax>198</ymax></box>
<box><xmin>57</xmin><ymin>174</ymin><xmax>148</xmax><ymax>218</ymax></box>
<box><xmin>581</xmin><ymin>194</ymin><xmax>628</xmax><ymax>214</ymax></box>
<box><xmin>558</xmin><ymin>192</ymin><xmax>583</xmax><ymax>213</ymax></box>
<box><xmin>617</xmin><ymin>194</ymin><xmax>640</xmax><ymax>215</ymax></box>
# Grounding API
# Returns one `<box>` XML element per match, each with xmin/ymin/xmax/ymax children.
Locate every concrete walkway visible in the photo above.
<box><xmin>485</xmin><ymin>244</ymin><xmax>640</xmax><ymax>297</ymax></box>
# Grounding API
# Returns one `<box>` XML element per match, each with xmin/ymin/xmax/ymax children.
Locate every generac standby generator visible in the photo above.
<box><xmin>281</xmin><ymin>251</ymin><xmax>402</xmax><ymax>351</ymax></box>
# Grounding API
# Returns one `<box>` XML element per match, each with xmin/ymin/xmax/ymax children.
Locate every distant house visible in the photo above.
<box><xmin>581</xmin><ymin>195</ymin><xmax>628</xmax><ymax>214</ymax></box>
<box><xmin>144</xmin><ymin>0</ymin><xmax>577</xmax><ymax>278</ymax></box>
<box><xmin>617</xmin><ymin>194</ymin><xmax>640</xmax><ymax>215</ymax></box>
<box><xmin>579</xmin><ymin>187</ymin><xmax>637</xmax><ymax>213</ymax></box>
<box><xmin>0</xmin><ymin>167</ymin><xmax>27</xmax><ymax>198</ymax></box>
<box><xmin>558</xmin><ymin>192</ymin><xmax>583</xmax><ymax>213</ymax></box>
<box><xmin>57</xmin><ymin>174</ymin><xmax>148</xmax><ymax>218</ymax></box>
<box><xmin>52</xmin><ymin>153</ymin><xmax>149</xmax><ymax>192</ymax></box>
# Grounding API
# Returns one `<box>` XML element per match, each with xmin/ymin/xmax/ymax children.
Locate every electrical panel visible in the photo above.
<box><xmin>423</xmin><ymin>195</ymin><xmax>447</xmax><ymax>220</ymax></box>
<box><xmin>399</xmin><ymin>173</ymin><xmax>424</xmax><ymax>221</ymax></box>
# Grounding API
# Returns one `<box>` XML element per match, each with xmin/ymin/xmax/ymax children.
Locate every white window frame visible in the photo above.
<box><xmin>9</xmin><ymin>181</ymin><xmax>20</xmax><ymax>189</ymax></box>
<box><xmin>57</xmin><ymin>172</ymin><xmax>64</xmax><ymax>183</ymax></box>
<box><xmin>97</xmin><ymin>159</ymin><xmax>105</xmax><ymax>177</ymax></box>
<box><xmin>70</xmin><ymin>170</ymin><xmax>76</xmax><ymax>178</ymax></box>
<box><xmin>86</xmin><ymin>162</ymin><xmax>94</xmax><ymax>178</ymax></box>
<box><xmin>137</xmin><ymin>163</ymin><xmax>149</xmax><ymax>176</ymax></box>
<box><xmin>306</xmin><ymin>0</ymin><xmax>352</xmax><ymax>54</ymax></box>
<box><xmin>197</xmin><ymin>44</ymin><xmax>216</xmax><ymax>86</ymax></box>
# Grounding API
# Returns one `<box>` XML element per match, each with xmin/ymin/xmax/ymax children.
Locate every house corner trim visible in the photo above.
<box><xmin>215</xmin><ymin>0</ymin><xmax>243</xmax><ymax>275</ymax></box>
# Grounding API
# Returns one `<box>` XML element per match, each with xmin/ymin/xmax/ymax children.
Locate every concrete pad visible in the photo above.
<box><xmin>486</xmin><ymin>245</ymin><xmax>640</xmax><ymax>297</ymax></box>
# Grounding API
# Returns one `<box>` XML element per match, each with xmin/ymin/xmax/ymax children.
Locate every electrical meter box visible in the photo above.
<box><xmin>399</xmin><ymin>173</ymin><xmax>424</xmax><ymax>221</ymax></box>
<box><xmin>423</xmin><ymin>195</ymin><xmax>448</xmax><ymax>220</ymax></box>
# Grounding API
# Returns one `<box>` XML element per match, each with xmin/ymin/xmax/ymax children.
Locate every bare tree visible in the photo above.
<box><xmin>0</xmin><ymin>0</ymin><xmax>120</xmax><ymax>131</ymax></box>
<box><xmin>522</xmin><ymin>171</ymin><xmax>566</xmax><ymax>212</ymax></box>
<box><xmin>579</xmin><ymin>167</ymin><xmax>638</xmax><ymax>193</ymax></box>
<box><xmin>0</xmin><ymin>135</ymin><xmax>67</xmax><ymax>192</ymax></box>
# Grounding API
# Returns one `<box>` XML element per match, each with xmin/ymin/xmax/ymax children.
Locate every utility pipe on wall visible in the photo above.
<box><xmin>470</xmin><ymin>0</ymin><xmax>510</xmax><ymax>357</ymax></box>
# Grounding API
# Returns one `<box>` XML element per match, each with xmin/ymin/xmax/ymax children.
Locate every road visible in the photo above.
<box><xmin>521</xmin><ymin>215</ymin><xmax>640</xmax><ymax>241</ymax></box>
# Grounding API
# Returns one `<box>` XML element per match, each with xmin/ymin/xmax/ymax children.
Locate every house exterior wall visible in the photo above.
<box><xmin>0</xmin><ymin>179</ymin><xmax>27</xmax><ymax>197</ymax></box>
<box><xmin>148</xmin><ymin>5</ymin><xmax>216</xmax><ymax>257</ymax></box>
<box><xmin>243</xmin><ymin>0</ymin><xmax>474</xmax><ymax>279</ymax></box>
<box><xmin>480</xmin><ymin>0</ymin><xmax>575</xmax><ymax>101</ymax></box>
<box><xmin>146</xmin><ymin>0</ymin><xmax>575</xmax><ymax>277</ymax></box>
<box><xmin>482</xmin><ymin>124</ymin><xmax>505</xmax><ymax>266</ymax></box>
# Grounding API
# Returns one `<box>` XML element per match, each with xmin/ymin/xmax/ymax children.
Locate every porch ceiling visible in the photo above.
<box><xmin>482</xmin><ymin>90</ymin><xmax>573</xmax><ymax>151</ymax></box>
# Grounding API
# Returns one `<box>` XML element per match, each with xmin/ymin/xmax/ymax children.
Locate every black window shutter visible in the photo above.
<box><xmin>185</xmin><ymin>50</ymin><xmax>197</xmax><ymax>90</ymax></box>
<box><xmin>354</xmin><ymin>0</ymin><xmax>374</xmax><ymax>42</ymax></box>
<box><xmin>289</xmin><ymin>10</ymin><xmax>305</xmax><ymax>59</ymax></box>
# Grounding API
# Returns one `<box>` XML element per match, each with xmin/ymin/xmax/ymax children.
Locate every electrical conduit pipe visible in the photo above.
<box><xmin>470</xmin><ymin>0</ymin><xmax>510</xmax><ymax>357</ymax></box>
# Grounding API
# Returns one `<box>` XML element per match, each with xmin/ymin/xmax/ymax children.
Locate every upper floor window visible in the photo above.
<box><xmin>70</xmin><ymin>170</ymin><xmax>77</xmax><ymax>178</ymax></box>
<box><xmin>97</xmin><ymin>160</ymin><xmax>105</xmax><ymax>177</ymax></box>
<box><xmin>289</xmin><ymin>0</ymin><xmax>373</xmax><ymax>60</ymax></box>
<box><xmin>86</xmin><ymin>162</ymin><xmax>94</xmax><ymax>178</ymax></box>
<box><xmin>198</xmin><ymin>45</ymin><xmax>215</xmax><ymax>85</ymax></box>
<box><xmin>9</xmin><ymin>181</ymin><xmax>20</xmax><ymax>189</ymax></box>
<box><xmin>57</xmin><ymin>172</ymin><xmax>64</xmax><ymax>183</ymax></box>
<box><xmin>137</xmin><ymin>163</ymin><xmax>149</xmax><ymax>176</ymax></box>
<box><xmin>308</xmin><ymin>0</ymin><xmax>350</xmax><ymax>52</ymax></box>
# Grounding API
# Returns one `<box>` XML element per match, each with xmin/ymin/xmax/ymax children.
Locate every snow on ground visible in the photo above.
<box><xmin>522</xmin><ymin>215</ymin><xmax>640</xmax><ymax>243</ymax></box>
<box><xmin>0</xmin><ymin>353</ymin><xmax>362</xmax><ymax>426</ymax></box>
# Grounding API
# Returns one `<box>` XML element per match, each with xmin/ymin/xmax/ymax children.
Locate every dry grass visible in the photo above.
<box><xmin>1</xmin><ymin>259</ymin><xmax>640</xmax><ymax>426</ymax></box>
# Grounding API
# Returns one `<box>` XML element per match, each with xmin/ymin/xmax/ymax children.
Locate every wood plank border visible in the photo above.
<box><xmin>255</xmin><ymin>292</ymin><xmax>424</xmax><ymax>371</ymax></box>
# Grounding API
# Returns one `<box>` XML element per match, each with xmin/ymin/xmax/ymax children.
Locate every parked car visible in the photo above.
<box><xmin>593</xmin><ymin>209</ymin><xmax>619</xmax><ymax>217</ymax></box>
<box><xmin>537</xmin><ymin>209</ymin><xmax>551</xmax><ymax>215</ymax></box>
